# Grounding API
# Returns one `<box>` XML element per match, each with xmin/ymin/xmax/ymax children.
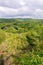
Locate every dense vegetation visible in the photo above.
<box><xmin>0</xmin><ymin>18</ymin><xmax>43</xmax><ymax>65</ymax></box>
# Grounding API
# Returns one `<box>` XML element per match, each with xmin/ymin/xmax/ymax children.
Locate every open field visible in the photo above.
<box><xmin>0</xmin><ymin>18</ymin><xmax>43</xmax><ymax>65</ymax></box>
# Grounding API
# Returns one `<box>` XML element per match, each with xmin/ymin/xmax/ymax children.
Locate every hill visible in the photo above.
<box><xmin>0</xmin><ymin>18</ymin><xmax>43</xmax><ymax>65</ymax></box>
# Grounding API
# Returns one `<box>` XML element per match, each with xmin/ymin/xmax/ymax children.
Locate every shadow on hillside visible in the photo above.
<box><xmin>0</xmin><ymin>55</ymin><xmax>4</xmax><ymax>65</ymax></box>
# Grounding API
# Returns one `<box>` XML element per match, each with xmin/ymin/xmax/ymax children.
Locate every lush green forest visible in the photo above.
<box><xmin>0</xmin><ymin>18</ymin><xmax>43</xmax><ymax>65</ymax></box>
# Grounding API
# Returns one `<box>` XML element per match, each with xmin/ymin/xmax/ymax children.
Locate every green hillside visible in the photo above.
<box><xmin>0</xmin><ymin>18</ymin><xmax>43</xmax><ymax>65</ymax></box>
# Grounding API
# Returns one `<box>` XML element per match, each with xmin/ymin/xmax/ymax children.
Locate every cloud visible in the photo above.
<box><xmin>0</xmin><ymin>0</ymin><xmax>43</xmax><ymax>18</ymax></box>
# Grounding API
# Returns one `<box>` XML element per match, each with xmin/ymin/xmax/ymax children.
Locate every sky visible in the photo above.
<box><xmin>0</xmin><ymin>0</ymin><xmax>43</xmax><ymax>18</ymax></box>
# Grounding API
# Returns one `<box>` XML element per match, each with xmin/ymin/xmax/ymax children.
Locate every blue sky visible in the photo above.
<box><xmin>0</xmin><ymin>0</ymin><xmax>43</xmax><ymax>18</ymax></box>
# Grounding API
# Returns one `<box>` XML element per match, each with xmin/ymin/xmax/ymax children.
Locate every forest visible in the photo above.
<box><xmin>0</xmin><ymin>18</ymin><xmax>43</xmax><ymax>65</ymax></box>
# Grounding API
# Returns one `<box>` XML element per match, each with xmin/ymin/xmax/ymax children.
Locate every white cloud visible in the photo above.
<box><xmin>0</xmin><ymin>0</ymin><xmax>43</xmax><ymax>18</ymax></box>
<box><xmin>0</xmin><ymin>6</ymin><xmax>19</xmax><ymax>17</ymax></box>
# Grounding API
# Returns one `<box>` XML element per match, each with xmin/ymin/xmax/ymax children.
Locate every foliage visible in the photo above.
<box><xmin>0</xmin><ymin>18</ymin><xmax>43</xmax><ymax>65</ymax></box>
